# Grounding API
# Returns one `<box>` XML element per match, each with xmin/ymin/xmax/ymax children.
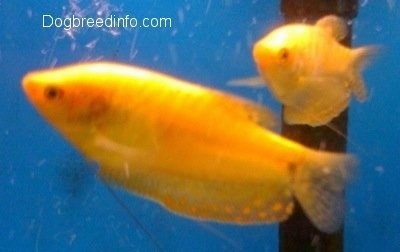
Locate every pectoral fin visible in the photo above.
<box><xmin>227</xmin><ymin>76</ymin><xmax>265</xmax><ymax>87</ymax></box>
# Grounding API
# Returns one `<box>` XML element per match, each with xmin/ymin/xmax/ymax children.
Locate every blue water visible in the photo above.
<box><xmin>1</xmin><ymin>0</ymin><xmax>399</xmax><ymax>251</ymax></box>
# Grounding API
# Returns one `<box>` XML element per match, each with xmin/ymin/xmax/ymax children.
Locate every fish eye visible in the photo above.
<box><xmin>44</xmin><ymin>85</ymin><xmax>63</xmax><ymax>100</ymax></box>
<box><xmin>278</xmin><ymin>48</ymin><xmax>290</xmax><ymax>61</ymax></box>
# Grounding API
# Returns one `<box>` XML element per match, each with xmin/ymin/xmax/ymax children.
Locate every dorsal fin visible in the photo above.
<box><xmin>316</xmin><ymin>15</ymin><xmax>348</xmax><ymax>41</ymax></box>
<box><xmin>210</xmin><ymin>91</ymin><xmax>278</xmax><ymax>130</ymax></box>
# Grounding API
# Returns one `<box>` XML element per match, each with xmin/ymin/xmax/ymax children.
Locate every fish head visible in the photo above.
<box><xmin>253</xmin><ymin>24</ymin><xmax>315</xmax><ymax>103</ymax></box>
<box><xmin>22</xmin><ymin>63</ymin><xmax>115</xmax><ymax>146</ymax></box>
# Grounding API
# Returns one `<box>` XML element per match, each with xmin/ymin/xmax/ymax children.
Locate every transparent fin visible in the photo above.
<box><xmin>282</xmin><ymin>77</ymin><xmax>351</xmax><ymax>126</ymax></box>
<box><xmin>316</xmin><ymin>15</ymin><xmax>348</xmax><ymax>41</ymax></box>
<box><xmin>227</xmin><ymin>76</ymin><xmax>265</xmax><ymax>87</ymax></box>
<box><xmin>348</xmin><ymin>72</ymin><xmax>367</xmax><ymax>102</ymax></box>
<box><xmin>293</xmin><ymin>151</ymin><xmax>357</xmax><ymax>233</ymax></box>
<box><xmin>283</xmin><ymin>94</ymin><xmax>350</xmax><ymax>126</ymax></box>
<box><xmin>350</xmin><ymin>46</ymin><xmax>379</xmax><ymax>101</ymax></box>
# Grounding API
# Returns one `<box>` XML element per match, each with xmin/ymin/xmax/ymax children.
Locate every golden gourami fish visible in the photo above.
<box><xmin>22</xmin><ymin>62</ymin><xmax>356</xmax><ymax>233</ymax></box>
<box><xmin>253</xmin><ymin>15</ymin><xmax>377</xmax><ymax>126</ymax></box>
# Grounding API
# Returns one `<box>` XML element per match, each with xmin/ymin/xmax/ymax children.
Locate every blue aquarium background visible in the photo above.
<box><xmin>1</xmin><ymin>0</ymin><xmax>399</xmax><ymax>251</ymax></box>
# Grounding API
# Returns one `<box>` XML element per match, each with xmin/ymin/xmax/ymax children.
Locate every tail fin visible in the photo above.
<box><xmin>352</xmin><ymin>46</ymin><xmax>379</xmax><ymax>71</ymax></box>
<box><xmin>292</xmin><ymin>151</ymin><xmax>357</xmax><ymax>233</ymax></box>
<box><xmin>350</xmin><ymin>45</ymin><xmax>379</xmax><ymax>101</ymax></box>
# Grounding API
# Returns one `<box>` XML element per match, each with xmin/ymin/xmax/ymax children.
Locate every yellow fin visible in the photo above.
<box><xmin>161</xmin><ymin>179</ymin><xmax>294</xmax><ymax>225</ymax></box>
<box><xmin>283</xmin><ymin>94</ymin><xmax>350</xmax><ymax>126</ymax></box>
<box><xmin>293</xmin><ymin>151</ymin><xmax>357</xmax><ymax>233</ymax></box>
<box><xmin>316</xmin><ymin>15</ymin><xmax>348</xmax><ymax>41</ymax></box>
<box><xmin>96</xmin><ymin>137</ymin><xmax>293</xmax><ymax>225</ymax></box>
<box><xmin>227</xmin><ymin>76</ymin><xmax>265</xmax><ymax>87</ymax></box>
<box><xmin>101</xmin><ymin>165</ymin><xmax>294</xmax><ymax>225</ymax></box>
<box><xmin>282</xmin><ymin>77</ymin><xmax>351</xmax><ymax>126</ymax></box>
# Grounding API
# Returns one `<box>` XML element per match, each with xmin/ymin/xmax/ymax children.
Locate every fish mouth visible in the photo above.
<box><xmin>22</xmin><ymin>73</ymin><xmax>40</xmax><ymax>103</ymax></box>
<box><xmin>252</xmin><ymin>41</ymin><xmax>273</xmax><ymax>71</ymax></box>
<box><xmin>252</xmin><ymin>41</ymin><xmax>265</xmax><ymax>64</ymax></box>
<box><xmin>22</xmin><ymin>71</ymin><xmax>52</xmax><ymax>107</ymax></box>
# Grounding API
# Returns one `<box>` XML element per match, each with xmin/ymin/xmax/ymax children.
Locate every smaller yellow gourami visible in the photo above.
<box><xmin>253</xmin><ymin>15</ymin><xmax>377</xmax><ymax>126</ymax></box>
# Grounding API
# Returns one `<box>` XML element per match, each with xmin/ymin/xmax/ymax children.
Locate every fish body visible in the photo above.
<box><xmin>22</xmin><ymin>62</ymin><xmax>355</xmax><ymax>232</ymax></box>
<box><xmin>253</xmin><ymin>15</ymin><xmax>376</xmax><ymax>126</ymax></box>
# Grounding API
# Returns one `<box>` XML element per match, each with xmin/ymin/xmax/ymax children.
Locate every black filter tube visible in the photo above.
<box><xmin>278</xmin><ymin>1</ymin><xmax>358</xmax><ymax>251</ymax></box>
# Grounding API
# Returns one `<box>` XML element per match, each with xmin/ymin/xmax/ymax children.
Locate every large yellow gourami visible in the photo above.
<box><xmin>22</xmin><ymin>62</ymin><xmax>308</xmax><ymax>224</ymax></box>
